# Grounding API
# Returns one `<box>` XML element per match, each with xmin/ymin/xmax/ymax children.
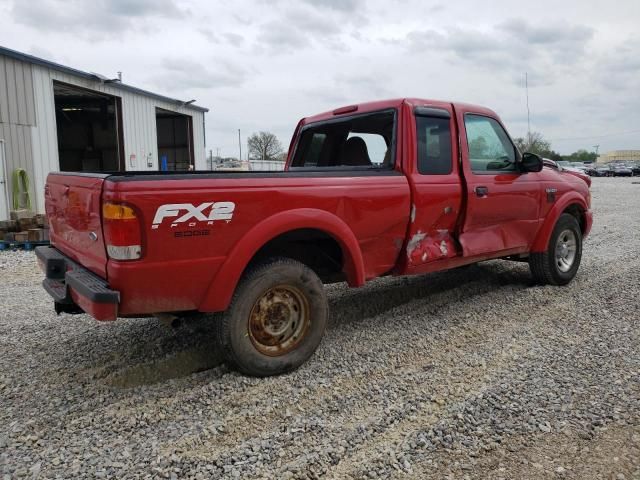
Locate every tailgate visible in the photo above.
<box><xmin>45</xmin><ymin>173</ymin><xmax>109</xmax><ymax>278</ymax></box>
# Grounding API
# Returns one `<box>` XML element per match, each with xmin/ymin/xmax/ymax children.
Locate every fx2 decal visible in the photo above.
<box><xmin>152</xmin><ymin>202</ymin><xmax>236</xmax><ymax>229</ymax></box>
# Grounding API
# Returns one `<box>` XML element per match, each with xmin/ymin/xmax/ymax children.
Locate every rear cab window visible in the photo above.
<box><xmin>290</xmin><ymin>110</ymin><xmax>396</xmax><ymax>169</ymax></box>
<box><xmin>415</xmin><ymin>108</ymin><xmax>453</xmax><ymax>175</ymax></box>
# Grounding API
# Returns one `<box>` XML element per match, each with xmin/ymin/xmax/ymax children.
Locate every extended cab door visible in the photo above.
<box><xmin>456</xmin><ymin>108</ymin><xmax>542</xmax><ymax>256</ymax></box>
<box><xmin>397</xmin><ymin>101</ymin><xmax>463</xmax><ymax>273</ymax></box>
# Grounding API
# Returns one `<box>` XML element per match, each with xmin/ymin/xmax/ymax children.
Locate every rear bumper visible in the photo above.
<box><xmin>35</xmin><ymin>246</ymin><xmax>120</xmax><ymax>321</ymax></box>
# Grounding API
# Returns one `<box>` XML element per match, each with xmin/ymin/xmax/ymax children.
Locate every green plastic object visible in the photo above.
<box><xmin>12</xmin><ymin>168</ymin><xmax>31</xmax><ymax>211</ymax></box>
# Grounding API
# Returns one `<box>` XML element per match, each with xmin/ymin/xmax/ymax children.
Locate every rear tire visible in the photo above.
<box><xmin>529</xmin><ymin>213</ymin><xmax>582</xmax><ymax>285</ymax></box>
<box><xmin>215</xmin><ymin>257</ymin><xmax>328</xmax><ymax>377</ymax></box>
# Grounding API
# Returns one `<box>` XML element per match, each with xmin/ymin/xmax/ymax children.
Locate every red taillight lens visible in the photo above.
<box><xmin>102</xmin><ymin>202</ymin><xmax>142</xmax><ymax>260</ymax></box>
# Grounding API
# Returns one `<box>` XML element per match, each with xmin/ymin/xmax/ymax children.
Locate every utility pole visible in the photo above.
<box><xmin>238</xmin><ymin>129</ymin><xmax>242</xmax><ymax>161</ymax></box>
<box><xmin>525</xmin><ymin>72</ymin><xmax>531</xmax><ymax>144</ymax></box>
<box><xmin>593</xmin><ymin>145</ymin><xmax>600</xmax><ymax>156</ymax></box>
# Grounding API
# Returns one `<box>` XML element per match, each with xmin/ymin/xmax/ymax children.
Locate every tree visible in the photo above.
<box><xmin>564</xmin><ymin>149</ymin><xmax>598</xmax><ymax>163</ymax></box>
<box><xmin>247</xmin><ymin>131</ymin><xmax>284</xmax><ymax>161</ymax></box>
<box><xmin>469</xmin><ymin>137</ymin><xmax>489</xmax><ymax>158</ymax></box>
<box><xmin>513</xmin><ymin>131</ymin><xmax>552</xmax><ymax>156</ymax></box>
<box><xmin>545</xmin><ymin>150</ymin><xmax>564</xmax><ymax>162</ymax></box>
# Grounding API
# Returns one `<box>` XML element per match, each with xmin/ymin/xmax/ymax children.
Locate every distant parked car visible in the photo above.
<box><xmin>594</xmin><ymin>166</ymin><xmax>611</xmax><ymax>177</ymax></box>
<box><xmin>556</xmin><ymin>160</ymin><xmax>590</xmax><ymax>176</ymax></box>
<box><xmin>570</xmin><ymin>163</ymin><xmax>594</xmax><ymax>175</ymax></box>
<box><xmin>629</xmin><ymin>163</ymin><xmax>640</xmax><ymax>176</ymax></box>
<box><xmin>611</xmin><ymin>164</ymin><xmax>633</xmax><ymax>177</ymax></box>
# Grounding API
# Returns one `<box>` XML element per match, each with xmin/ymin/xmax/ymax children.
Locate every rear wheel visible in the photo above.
<box><xmin>215</xmin><ymin>257</ymin><xmax>328</xmax><ymax>377</ymax></box>
<box><xmin>529</xmin><ymin>213</ymin><xmax>582</xmax><ymax>285</ymax></box>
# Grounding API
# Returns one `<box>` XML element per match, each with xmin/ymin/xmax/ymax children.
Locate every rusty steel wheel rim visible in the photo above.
<box><xmin>248</xmin><ymin>285</ymin><xmax>310</xmax><ymax>356</ymax></box>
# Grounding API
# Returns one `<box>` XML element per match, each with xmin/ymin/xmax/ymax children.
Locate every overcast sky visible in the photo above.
<box><xmin>2</xmin><ymin>0</ymin><xmax>639</xmax><ymax>156</ymax></box>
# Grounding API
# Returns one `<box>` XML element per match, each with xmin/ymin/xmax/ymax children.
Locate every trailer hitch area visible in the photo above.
<box><xmin>54</xmin><ymin>301</ymin><xmax>84</xmax><ymax>316</ymax></box>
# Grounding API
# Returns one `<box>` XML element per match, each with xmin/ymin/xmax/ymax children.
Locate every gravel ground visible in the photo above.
<box><xmin>1</xmin><ymin>177</ymin><xmax>639</xmax><ymax>479</ymax></box>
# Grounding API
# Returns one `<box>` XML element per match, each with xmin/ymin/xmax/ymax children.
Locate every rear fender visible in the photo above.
<box><xmin>198</xmin><ymin>208</ymin><xmax>365</xmax><ymax>312</ymax></box>
<box><xmin>531</xmin><ymin>192</ymin><xmax>588</xmax><ymax>252</ymax></box>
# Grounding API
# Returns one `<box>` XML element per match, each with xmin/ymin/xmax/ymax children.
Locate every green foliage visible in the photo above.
<box><xmin>469</xmin><ymin>137</ymin><xmax>489</xmax><ymax>158</ymax></box>
<box><xmin>513</xmin><ymin>132</ymin><xmax>551</xmax><ymax>156</ymax></box>
<box><xmin>514</xmin><ymin>131</ymin><xmax>596</xmax><ymax>163</ymax></box>
<box><xmin>545</xmin><ymin>150</ymin><xmax>564</xmax><ymax>162</ymax></box>
<box><xmin>563</xmin><ymin>149</ymin><xmax>598</xmax><ymax>163</ymax></box>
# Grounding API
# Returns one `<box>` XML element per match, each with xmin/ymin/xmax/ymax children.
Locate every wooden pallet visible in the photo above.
<box><xmin>0</xmin><ymin>240</ymin><xmax>50</xmax><ymax>251</ymax></box>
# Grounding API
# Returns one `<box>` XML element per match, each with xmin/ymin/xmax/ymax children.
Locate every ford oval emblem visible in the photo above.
<box><xmin>89</xmin><ymin>231</ymin><xmax>98</xmax><ymax>242</ymax></box>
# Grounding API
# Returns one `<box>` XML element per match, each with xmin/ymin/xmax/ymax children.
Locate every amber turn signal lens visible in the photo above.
<box><xmin>103</xmin><ymin>203</ymin><xmax>137</xmax><ymax>220</ymax></box>
<box><xmin>102</xmin><ymin>202</ymin><xmax>142</xmax><ymax>260</ymax></box>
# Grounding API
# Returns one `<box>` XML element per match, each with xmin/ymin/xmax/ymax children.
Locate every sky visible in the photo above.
<box><xmin>1</xmin><ymin>0</ymin><xmax>639</xmax><ymax>157</ymax></box>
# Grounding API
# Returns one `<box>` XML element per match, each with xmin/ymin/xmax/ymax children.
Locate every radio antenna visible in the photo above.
<box><xmin>525</xmin><ymin>72</ymin><xmax>531</xmax><ymax>143</ymax></box>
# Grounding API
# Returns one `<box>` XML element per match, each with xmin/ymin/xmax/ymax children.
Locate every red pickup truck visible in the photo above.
<box><xmin>36</xmin><ymin>98</ymin><xmax>592</xmax><ymax>376</ymax></box>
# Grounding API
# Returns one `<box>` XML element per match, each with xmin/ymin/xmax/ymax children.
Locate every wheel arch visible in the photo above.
<box><xmin>199</xmin><ymin>208</ymin><xmax>365</xmax><ymax>312</ymax></box>
<box><xmin>531</xmin><ymin>192</ymin><xmax>588</xmax><ymax>253</ymax></box>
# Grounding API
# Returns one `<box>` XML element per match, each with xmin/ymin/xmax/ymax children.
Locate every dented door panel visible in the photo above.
<box><xmin>455</xmin><ymin>106</ymin><xmax>544</xmax><ymax>256</ymax></box>
<box><xmin>460</xmin><ymin>173</ymin><xmax>542</xmax><ymax>255</ymax></box>
<box><xmin>397</xmin><ymin>101</ymin><xmax>463</xmax><ymax>274</ymax></box>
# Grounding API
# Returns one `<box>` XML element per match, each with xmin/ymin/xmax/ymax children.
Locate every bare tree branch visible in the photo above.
<box><xmin>247</xmin><ymin>131</ymin><xmax>284</xmax><ymax>160</ymax></box>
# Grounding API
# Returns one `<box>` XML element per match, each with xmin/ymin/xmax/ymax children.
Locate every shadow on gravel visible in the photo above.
<box><xmin>104</xmin><ymin>345</ymin><xmax>222</xmax><ymax>388</ymax></box>
<box><xmin>328</xmin><ymin>261</ymin><xmax>532</xmax><ymax>328</ymax></box>
<box><xmin>71</xmin><ymin>261</ymin><xmax>532</xmax><ymax>388</ymax></box>
<box><xmin>59</xmin><ymin>314</ymin><xmax>224</xmax><ymax>389</ymax></box>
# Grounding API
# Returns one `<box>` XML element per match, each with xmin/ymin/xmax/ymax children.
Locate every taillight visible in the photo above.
<box><xmin>102</xmin><ymin>202</ymin><xmax>142</xmax><ymax>260</ymax></box>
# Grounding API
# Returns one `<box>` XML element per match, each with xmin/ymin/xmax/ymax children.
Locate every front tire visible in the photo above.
<box><xmin>529</xmin><ymin>213</ymin><xmax>582</xmax><ymax>285</ymax></box>
<box><xmin>215</xmin><ymin>257</ymin><xmax>328</xmax><ymax>377</ymax></box>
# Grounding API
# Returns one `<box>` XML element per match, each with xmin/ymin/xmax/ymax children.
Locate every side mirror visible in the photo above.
<box><xmin>521</xmin><ymin>152</ymin><xmax>543</xmax><ymax>173</ymax></box>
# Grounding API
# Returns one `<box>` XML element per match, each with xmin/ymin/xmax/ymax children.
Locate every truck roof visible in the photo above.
<box><xmin>301</xmin><ymin>98</ymin><xmax>499</xmax><ymax>125</ymax></box>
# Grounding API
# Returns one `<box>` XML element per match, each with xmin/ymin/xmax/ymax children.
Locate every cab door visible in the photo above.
<box><xmin>457</xmin><ymin>109</ymin><xmax>542</xmax><ymax>256</ymax></box>
<box><xmin>398</xmin><ymin>102</ymin><xmax>463</xmax><ymax>274</ymax></box>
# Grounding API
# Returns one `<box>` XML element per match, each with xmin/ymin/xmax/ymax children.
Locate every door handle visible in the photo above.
<box><xmin>475</xmin><ymin>186</ymin><xmax>489</xmax><ymax>197</ymax></box>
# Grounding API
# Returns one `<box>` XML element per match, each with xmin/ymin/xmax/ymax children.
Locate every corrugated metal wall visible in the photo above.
<box><xmin>1</xmin><ymin>53</ymin><xmax>206</xmax><ymax>213</ymax></box>
<box><xmin>30</xmin><ymin>64</ymin><xmax>206</xmax><ymax>212</ymax></box>
<box><xmin>0</xmin><ymin>56</ymin><xmax>37</xmax><ymax>212</ymax></box>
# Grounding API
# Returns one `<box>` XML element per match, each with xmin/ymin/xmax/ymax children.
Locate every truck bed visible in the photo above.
<box><xmin>45</xmin><ymin>168</ymin><xmax>411</xmax><ymax>316</ymax></box>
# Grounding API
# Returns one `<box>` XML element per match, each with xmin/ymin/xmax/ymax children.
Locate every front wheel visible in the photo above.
<box><xmin>215</xmin><ymin>257</ymin><xmax>328</xmax><ymax>377</ymax></box>
<box><xmin>529</xmin><ymin>213</ymin><xmax>583</xmax><ymax>285</ymax></box>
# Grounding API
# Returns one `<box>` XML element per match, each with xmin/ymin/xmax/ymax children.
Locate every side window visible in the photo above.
<box><xmin>464</xmin><ymin>115</ymin><xmax>516</xmax><ymax>173</ymax></box>
<box><xmin>416</xmin><ymin>116</ymin><xmax>452</xmax><ymax>175</ymax></box>
<box><xmin>291</xmin><ymin>110</ymin><xmax>395</xmax><ymax>169</ymax></box>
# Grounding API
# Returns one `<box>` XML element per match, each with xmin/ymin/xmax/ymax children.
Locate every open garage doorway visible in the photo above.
<box><xmin>53</xmin><ymin>82</ymin><xmax>123</xmax><ymax>172</ymax></box>
<box><xmin>156</xmin><ymin>108</ymin><xmax>194</xmax><ymax>171</ymax></box>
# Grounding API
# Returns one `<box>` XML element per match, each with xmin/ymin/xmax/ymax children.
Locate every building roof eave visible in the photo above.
<box><xmin>0</xmin><ymin>45</ymin><xmax>209</xmax><ymax>113</ymax></box>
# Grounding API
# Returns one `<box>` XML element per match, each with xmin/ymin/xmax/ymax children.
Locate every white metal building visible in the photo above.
<box><xmin>0</xmin><ymin>45</ymin><xmax>208</xmax><ymax>219</ymax></box>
